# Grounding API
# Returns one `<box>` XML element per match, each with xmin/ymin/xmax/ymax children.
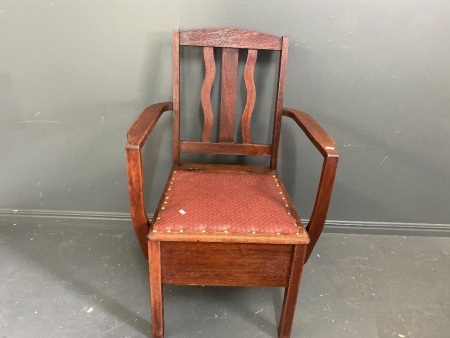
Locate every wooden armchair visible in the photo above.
<box><xmin>126</xmin><ymin>28</ymin><xmax>338</xmax><ymax>338</ymax></box>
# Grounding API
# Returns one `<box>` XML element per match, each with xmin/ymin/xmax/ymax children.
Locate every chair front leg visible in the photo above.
<box><xmin>278</xmin><ymin>244</ymin><xmax>307</xmax><ymax>338</ymax></box>
<box><xmin>149</xmin><ymin>241</ymin><xmax>164</xmax><ymax>338</ymax></box>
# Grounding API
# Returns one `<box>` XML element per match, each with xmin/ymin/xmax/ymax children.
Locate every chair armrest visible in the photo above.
<box><xmin>282</xmin><ymin>107</ymin><xmax>339</xmax><ymax>262</ymax></box>
<box><xmin>126</xmin><ymin>102</ymin><xmax>173</xmax><ymax>259</ymax></box>
<box><xmin>282</xmin><ymin>108</ymin><xmax>338</xmax><ymax>158</ymax></box>
<box><xmin>126</xmin><ymin>102</ymin><xmax>173</xmax><ymax>150</ymax></box>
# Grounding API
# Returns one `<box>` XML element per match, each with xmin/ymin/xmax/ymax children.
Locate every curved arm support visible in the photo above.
<box><xmin>126</xmin><ymin>102</ymin><xmax>173</xmax><ymax>150</ymax></box>
<box><xmin>126</xmin><ymin>102</ymin><xmax>173</xmax><ymax>259</ymax></box>
<box><xmin>282</xmin><ymin>108</ymin><xmax>339</xmax><ymax>262</ymax></box>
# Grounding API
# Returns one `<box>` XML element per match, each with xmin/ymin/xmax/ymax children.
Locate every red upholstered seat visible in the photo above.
<box><xmin>152</xmin><ymin>170</ymin><xmax>301</xmax><ymax>235</ymax></box>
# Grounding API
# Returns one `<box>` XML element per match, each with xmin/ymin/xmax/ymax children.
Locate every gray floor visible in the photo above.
<box><xmin>1</xmin><ymin>217</ymin><xmax>449</xmax><ymax>338</ymax></box>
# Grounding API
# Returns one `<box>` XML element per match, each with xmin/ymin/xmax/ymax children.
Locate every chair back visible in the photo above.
<box><xmin>172</xmin><ymin>28</ymin><xmax>289</xmax><ymax>169</ymax></box>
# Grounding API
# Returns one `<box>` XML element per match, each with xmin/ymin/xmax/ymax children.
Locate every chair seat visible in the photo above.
<box><xmin>152</xmin><ymin>169</ymin><xmax>303</xmax><ymax>236</ymax></box>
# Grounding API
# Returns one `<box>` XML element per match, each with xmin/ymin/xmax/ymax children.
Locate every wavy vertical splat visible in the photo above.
<box><xmin>200</xmin><ymin>47</ymin><xmax>216</xmax><ymax>142</ymax></box>
<box><xmin>241</xmin><ymin>49</ymin><xmax>258</xmax><ymax>143</ymax></box>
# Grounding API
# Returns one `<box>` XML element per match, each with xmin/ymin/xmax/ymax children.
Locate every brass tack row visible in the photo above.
<box><xmin>273</xmin><ymin>176</ymin><xmax>292</xmax><ymax>216</ymax></box>
<box><xmin>154</xmin><ymin>173</ymin><xmax>176</xmax><ymax>225</ymax></box>
<box><xmin>152</xmin><ymin>228</ymin><xmax>300</xmax><ymax>235</ymax></box>
<box><xmin>152</xmin><ymin>228</ymin><xmax>183</xmax><ymax>233</ymax></box>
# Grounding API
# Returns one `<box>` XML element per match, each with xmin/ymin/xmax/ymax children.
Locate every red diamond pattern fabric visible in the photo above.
<box><xmin>153</xmin><ymin>170</ymin><xmax>300</xmax><ymax>235</ymax></box>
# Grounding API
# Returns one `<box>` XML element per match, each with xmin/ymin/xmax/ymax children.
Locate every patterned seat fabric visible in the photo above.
<box><xmin>152</xmin><ymin>170</ymin><xmax>301</xmax><ymax>235</ymax></box>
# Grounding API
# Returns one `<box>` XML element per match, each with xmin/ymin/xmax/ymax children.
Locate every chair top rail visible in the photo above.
<box><xmin>180</xmin><ymin>28</ymin><xmax>283</xmax><ymax>50</ymax></box>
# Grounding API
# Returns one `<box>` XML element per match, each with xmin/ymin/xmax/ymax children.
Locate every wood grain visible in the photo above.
<box><xmin>125</xmin><ymin>101</ymin><xmax>173</xmax><ymax>259</ymax></box>
<box><xmin>270</xmin><ymin>36</ymin><xmax>289</xmax><ymax>169</ymax></box>
<box><xmin>200</xmin><ymin>47</ymin><xmax>216</xmax><ymax>142</ymax></box>
<box><xmin>278</xmin><ymin>245</ymin><xmax>307</xmax><ymax>338</ymax></box>
<box><xmin>177</xmin><ymin>162</ymin><xmax>272</xmax><ymax>173</ymax></box>
<box><xmin>125</xmin><ymin>150</ymin><xmax>149</xmax><ymax>259</ymax></box>
<box><xmin>281</xmin><ymin>107</ymin><xmax>339</xmax><ymax>262</ymax></box>
<box><xmin>149</xmin><ymin>241</ymin><xmax>164</xmax><ymax>338</ymax></box>
<box><xmin>126</xmin><ymin>102</ymin><xmax>173</xmax><ymax>150</ymax></box>
<box><xmin>241</xmin><ymin>49</ymin><xmax>258</xmax><ymax>143</ymax></box>
<box><xmin>172</xmin><ymin>30</ymin><xmax>181</xmax><ymax>164</ymax></box>
<box><xmin>219</xmin><ymin>48</ymin><xmax>239</xmax><ymax>142</ymax></box>
<box><xmin>160</xmin><ymin>242</ymin><xmax>295</xmax><ymax>287</ymax></box>
<box><xmin>150</xmin><ymin>230</ymin><xmax>309</xmax><ymax>245</ymax></box>
<box><xmin>180</xmin><ymin>141</ymin><xmax>272</xmax><ymax>156</ymax></box>
<box><xmin>180</xmin><ymin>28</ymin><xmax>282</xmax><ymax>50</ymax></box>
<box><xmin>305</xmin><ymin>156</ymin><xmax>338</xmax><ymax>262</ymax></box>
<box><xmin>282</xmin><ymin>108</ymin><xmax>338</xmax><ymax>157</ymax></box>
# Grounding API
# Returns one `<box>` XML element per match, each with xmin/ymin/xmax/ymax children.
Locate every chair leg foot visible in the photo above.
<box><xmin>149</xmin><ymin>241</ymin><xmax>164</xmax><ymax>338</ymax></box>
<box><xmin>278</xmin><ymin>245</ymin><xmax>306</xmax><ymax>338</ymax></box>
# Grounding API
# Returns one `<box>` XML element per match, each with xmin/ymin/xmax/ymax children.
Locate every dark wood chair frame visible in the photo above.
<box><xmin>126</xmin><ymin>28</ymin><xmax>338</xmax><ymax>338</ymax></box>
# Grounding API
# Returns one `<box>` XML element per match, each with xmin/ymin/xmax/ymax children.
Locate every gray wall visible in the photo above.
<box><xmin>1</xmin><ymin>1</ymin><xmax>449</xmax><ymax>225</ymax></box>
